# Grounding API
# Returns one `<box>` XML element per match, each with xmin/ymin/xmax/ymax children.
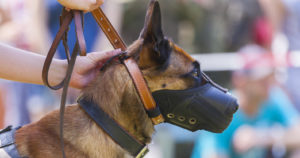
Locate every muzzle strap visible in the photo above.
<box><xmin>201</xmin><ymin>72</ymin><xmax>228</xmax><ymax>93</ymax></box>
<box><xmin>145</xmin><ymin>105</ymin><xmax>161</xmax><ymax>118</ymax></box>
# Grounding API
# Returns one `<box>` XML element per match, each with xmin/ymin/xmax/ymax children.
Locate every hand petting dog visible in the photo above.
<box><xmin>70</xmin><ymin>49</ymin><xmax>121</xmax><ymax>89</ymax></box>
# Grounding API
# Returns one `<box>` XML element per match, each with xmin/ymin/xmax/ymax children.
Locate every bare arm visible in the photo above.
<box><xmin>0</xmin><ymin>43</ymin><xmax>121</xmax><ymax>89</ymax></box>
<box><xmin>0</xmin><ymin>43</ymin><xmax>66</xmax><ymax>86</ymax></box>
<box><xmin>0</xmin><ymin>0</ymin><xmax>113</xmax><ymax>87</ymax></box>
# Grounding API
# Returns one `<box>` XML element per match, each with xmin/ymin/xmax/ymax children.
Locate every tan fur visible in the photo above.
<box><xmin>14</xmin><ymin>1</ymin><xmax>197</xmax><ymax>157</ymax></box>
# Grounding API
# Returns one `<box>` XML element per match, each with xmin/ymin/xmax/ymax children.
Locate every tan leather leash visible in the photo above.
<box><xmin>92</xmin><ymin>8</ymin><xmax>164</xmax><ymax>125</ymax></box>
<box><xmin>42</xmin><ymin>9</ymin><xmax>86</xmax><ymax>158</ymax></box>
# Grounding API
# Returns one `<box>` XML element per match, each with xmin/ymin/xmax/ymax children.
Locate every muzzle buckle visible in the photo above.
<box><xmin>136</xmin><ymin>146</ymin><xmax>149</xmax><ymax>158</ymax></box>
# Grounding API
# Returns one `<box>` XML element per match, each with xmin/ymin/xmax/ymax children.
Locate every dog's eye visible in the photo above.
<box><xmin>192</xmin><ymin>68</ymin><xmax>200</xmax><ymax>78</ymax></box>
<box><xmin>188</xmin><ymin>67</ymin><xmax>202</xmax><ymax>87</ymax></box>
<box><xmin>192</xmin><ymin>61</ymin><xmax>201</xmax><ymax>78</ymax></box>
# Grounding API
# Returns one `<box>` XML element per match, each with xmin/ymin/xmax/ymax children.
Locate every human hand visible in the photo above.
<box><xmin>57</xmin><ymin>0</ymin><xmax>104</xmax><ymax>12</ymax></box>
<box><xmin>69</xmin><ymin>49</ymin><xmax>121</xmax><ymax>89</ymax></box>
<box><xmin>233</xmin><ymin>125</ymin><xmax>257</xmax><ymax>153</ymax></box>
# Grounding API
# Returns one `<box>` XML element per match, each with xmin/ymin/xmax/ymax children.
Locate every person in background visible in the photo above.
<box><xmin>258</xmin><ymin>0</ymin><xmax>300</xmax><ymax>112</ymax></box>
<box><xmin>191</xmin><ymin>45</ymin><xmax>300</xmax><ymax>158</ymax></box>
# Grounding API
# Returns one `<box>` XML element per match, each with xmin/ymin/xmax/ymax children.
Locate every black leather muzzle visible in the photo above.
<box><xmin>152</xmin><ymin>73</ymin><xmax>238</xmax><ymax>133</ymax></box>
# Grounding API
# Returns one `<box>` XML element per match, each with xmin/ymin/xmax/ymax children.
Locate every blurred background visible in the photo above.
<box><xmin>1</xmin><ymin>0</ymin><xmax>300</xmax><ymax>157</ymax></box>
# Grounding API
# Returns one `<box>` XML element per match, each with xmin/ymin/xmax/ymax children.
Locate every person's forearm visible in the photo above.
<box><xmin>0</xmin><ymin>43</ymin><xmax>67</xmax><ymax>86</ymax></box>
<box><xmin>256</xmin><ymin>124</ymin><xmax>300</xmax><ymax>149</ymax></box>
<box><xmin>281</xmin><ymin>122</ymin><xmax>300</xmax><ymax>149</ymax></box>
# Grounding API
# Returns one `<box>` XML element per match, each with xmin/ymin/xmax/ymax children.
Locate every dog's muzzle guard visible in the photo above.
<box><xmin>152</xmin><ymin>73</ymin><xmax>239</xmax><ymax>133</ymax></box>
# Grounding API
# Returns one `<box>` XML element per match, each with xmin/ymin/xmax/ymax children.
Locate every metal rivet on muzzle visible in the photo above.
<box><xmin>178</xmin><ymin>116</ymin><xmax>185</xmax><ymax>122</ymax></box>
<box><xmin>189</xmin><ymin>118</ymin><xmax>197</xmax><ymax>125</ymax></box>
<box><xmin>167</xmin><ymin>113</ymin><xmax>175</xmax><ymax>118</ymax></box>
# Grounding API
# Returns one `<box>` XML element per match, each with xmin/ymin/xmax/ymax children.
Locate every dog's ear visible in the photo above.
<box><xmin>140</xmin><ymin>0</ymin><xmax>164</xmax><ymax>42</ymax></box>
<box><xmin>138</xmin><ymin>0</ymin><xmax>171</xmax><ymax>69</ymax></box>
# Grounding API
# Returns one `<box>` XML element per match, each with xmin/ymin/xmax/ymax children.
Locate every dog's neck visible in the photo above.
<box><xmin>16</xmin><ymin>64</ymin><xmax>154</xmax><ymax>158</ymax></box>
<box><xmin>81</xmin><ymin>61</ymin><xmax>154</xmax><ymax>145</ymax></box>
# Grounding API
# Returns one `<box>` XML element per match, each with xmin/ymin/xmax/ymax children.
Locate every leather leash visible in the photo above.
<box><xmin>92</xmin><ymin>8</ymin><xmax>164</xmax><ymax>125</ymax></box>
<box><xmin>42</xmin><ymin>9</ymin><xmax>86</xmax><ymax>158</ymax></box>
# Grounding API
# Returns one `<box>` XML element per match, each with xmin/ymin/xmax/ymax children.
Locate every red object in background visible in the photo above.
<box><xmin>252</xmin><ymin>17</ymin><xmax>273</xmax><ymax>48</ymax></box>
<box><xmin>242</xmin><ymin>52</ymin><xmax>275</xmax><ymax>70</ymax></box>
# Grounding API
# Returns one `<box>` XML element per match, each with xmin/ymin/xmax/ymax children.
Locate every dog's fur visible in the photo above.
<box><xmin>15</xmin><ymin>1</ymin><xmax>199</xmax><ymax>158</ymax></box>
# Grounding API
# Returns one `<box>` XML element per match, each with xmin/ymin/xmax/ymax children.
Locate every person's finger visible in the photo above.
<box><xmin>87</xmin><ymin>49</ymin><xmax>122</xmax><ymax>64</ymax></box>
<box><xmin>88</xmin><ymin>0</ymin><xmax>105</xmax><ymax>11</ymax></box>
<box><xmin>57</xmin><ymin>0</ymin><xmax>88</xmax><ymax>11</ymax></box>
<box><xmin>57</xmin><ymin>0</ymin><xmax>104</xmax><ymax>12</ymax></box>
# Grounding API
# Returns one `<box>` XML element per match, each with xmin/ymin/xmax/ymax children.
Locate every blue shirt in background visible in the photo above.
<box><xmin>191</xmin><ymin>87</ymin><xmax>299</xmax><ymax>158</ymax></box>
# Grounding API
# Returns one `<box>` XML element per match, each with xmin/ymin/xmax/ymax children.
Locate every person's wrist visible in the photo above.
<box><xmin>270</xmin><ymin>125</ymin><xmax>286</xmax><ymax>156</ymax></box>
<box><xmin>48</xmin><ymin>59</ymin><xmax>67</xmax><ymax>86</ymax></box>
<box><xmin>255</xmin><ymin>128</ymin><xmax>272</xmax><ymax>147</ymax></box>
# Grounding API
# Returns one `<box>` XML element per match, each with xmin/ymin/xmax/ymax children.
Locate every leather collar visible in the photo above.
<box><xmin>77</xmin><ymin>97</ymin><xmax>149</xmax><ymax>158</ymax></box>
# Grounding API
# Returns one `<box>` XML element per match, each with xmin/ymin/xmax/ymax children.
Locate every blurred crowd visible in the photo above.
<box><xmin>1</xmin><ymin>0</ymin><xmax>300</xmax><ymax>158</ymax></box>
<box><xmin>191</xmin><ymin>0</ymin><xmax>300</xmax><ymax>158</ymax></box>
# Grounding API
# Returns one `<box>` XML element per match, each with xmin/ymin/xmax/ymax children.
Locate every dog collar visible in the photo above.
<box><xmin>78</xmin><ymin>97</ymin><xmax>149</xmax><ymax>158</ymax></box>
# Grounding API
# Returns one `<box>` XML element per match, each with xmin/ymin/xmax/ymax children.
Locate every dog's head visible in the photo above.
<box><xmin>126</xmin><ymin>0</ymin><xmax>239</xmax><ymax>133</ymax></box>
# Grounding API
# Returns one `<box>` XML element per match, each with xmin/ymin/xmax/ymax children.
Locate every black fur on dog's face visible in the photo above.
<box><xmin>133</xmin><ymin>0</ymin><xmax>201</xmax><ymax>92</ymax></box>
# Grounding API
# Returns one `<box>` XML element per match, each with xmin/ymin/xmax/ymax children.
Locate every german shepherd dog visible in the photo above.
<box><xmin>9</xmin><ymin>1</ymin><xmax>236</xmax><ymax>158</ymax></box>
